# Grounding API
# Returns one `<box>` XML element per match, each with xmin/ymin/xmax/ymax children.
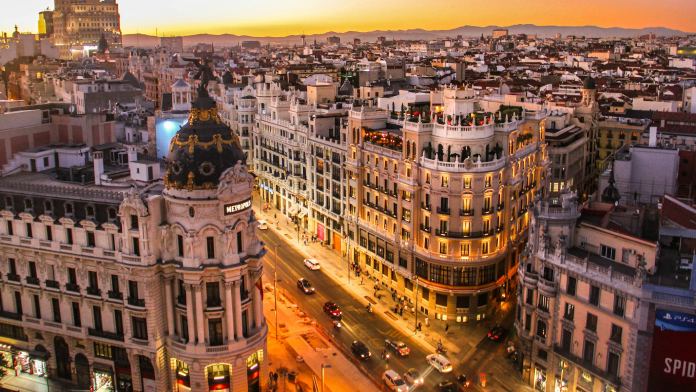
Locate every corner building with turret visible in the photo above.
<box><xmin>0</xmin><ymin>90</ymin><xmax>267</xmax><ymax>391</ymax></box>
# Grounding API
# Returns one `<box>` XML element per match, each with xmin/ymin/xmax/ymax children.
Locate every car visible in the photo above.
<box><xmin>322</xmin><ymin>301</ymin><xmax>342</xmax><ymax>319</ymax></box>
<box><xmin>437</xmin><ymin>381</ymin><xmax>456</xmax><ymax>392</ymax></box>
<box><xmin>257</xmin><ymin>220</ymin><xmax>268</xmax><ymax>230</ymax></box>
<box><xmin>385</xmin><ymin>339</ymin><xmax>411</xmax><ymax>356</ymax></box>
<box><xmin>382</xmin><ymin>370</ymin><xmax>408</xmax><ymax>392</ymax></box>
<box><xmin>487</xmin><ymin>325</ymin><xmax>507</xmax><ymax>342</ymax></box>
<box><xmin>402</xmin><ymin>368</ymin><xmax>424</xmax><ymax>387</ymax></box>
<box><xmin>303</xmin><ymin>258</ymin><xmax>320</xmax><ymax>270</ymax></box>
<box><xmin>426</xmin><ymin>353</ymin><xmax>453</xmax><ymax>373</ymax></box>
<box><xmin>351</xmin><ymin>340</ymin><xmax>371</xmax><ymax>360</ymax></box>
<box><xmin>296</xmin><ymin>278</ymin><xmax>315</xmax><ymax>294</ymax></box>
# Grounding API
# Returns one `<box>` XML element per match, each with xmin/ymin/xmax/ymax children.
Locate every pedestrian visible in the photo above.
<box><xmin>399</xmin><ymin>307</ymin><xmax>404</xmax><ymax>316</ymax></box>
<box><xmin>360</xmin><ymin>277</ymin><xmax>364</xmax><ymax>285</ymax></box>
<box><xmin>445</xmin><ymin>323</ymin><xmax>450</xmax><ymax>333</ymax></box>
<box><xmin>425</xmin><ymin>317</ymin><xmax>430</xmax><ymax>327</ymax></box>
<box><xmin>274</xmin><ymin>213</ymin><xmax>277</xmax><ymax>220</ymax></box>
<box><xmin>417</xmin><ymin>322</ymin><xmax>422</xmax><ymax>331</ymax></box>
<box><xmin>303</xmin><ymin>239</ymin><xmax>307</xmax><ymax>246</ymax></box>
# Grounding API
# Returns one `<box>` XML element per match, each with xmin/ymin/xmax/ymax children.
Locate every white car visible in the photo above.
<box><xmin>382</xmin><ymin>370</ymin><xmax>408</xmax><ymax>392</ymax></box>
<box><xmin>303</xmin><ymin>258</ymin><xmax>320</xmax><ymax>270</ymax></box>
<box><xmin>426</xmin><ymin>353</ymin><xmax>453</xmax><ymax>373</ymax></box>
<box><xmin>402</xmin><ymin>368</ymin><xmax>424</xmax><ymax>387</ymax></box>
<box><xmin>257</xmin><ymin>220</ymin><xmax>268</xmax><ymax>230</ymax></box>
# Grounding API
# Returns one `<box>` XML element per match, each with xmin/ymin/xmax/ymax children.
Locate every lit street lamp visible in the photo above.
<box><xmin>321</xmin><ymin>363</ymin><xmax>332</xmax><ymax>392</ymax></box>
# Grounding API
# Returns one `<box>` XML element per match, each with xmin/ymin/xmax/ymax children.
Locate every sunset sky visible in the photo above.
<box><xmin>4</xmin><ymin>0</ymin><xmax>695</xmax><ymax>37</ymax></box>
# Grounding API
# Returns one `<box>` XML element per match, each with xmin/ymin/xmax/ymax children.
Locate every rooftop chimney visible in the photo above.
<box><xmin>649</xmin><ymin>126</ymin><xmax>657</xmax><ymax>147</ymax></box>
<box><xmin>93</xmin><ymin>151</ymin><xmax>104</xmax><ymax>185</ymax></box>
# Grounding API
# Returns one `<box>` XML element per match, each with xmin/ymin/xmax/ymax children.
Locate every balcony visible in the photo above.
<box><xmin>45</xmin><ymin>280</ymin><xmax>60</xmax><ymax>289</ymax></box>
<box><xmin>6</xmin><ymin>273</ymin><xmax>20</xmax><ymax>283</ymax></box>
<box><xmin>497</xmin><ymin>203</ymin><xmax>505</xmax><ymax>211</ymax></box>
<box><xmin>206</xmin><ymin>299</ymin><xmax>222</xmax><ymax>309</ymax></box>
<box><xmin>436</xmin><ymin>207</ymin><xmax>451</xmax><ymax>215</ymax></box>
<box><xmin>460</xmin><ymin>209</ymin><xmax>474</xmax><ymax>216</ymax></box>
<box><xmin>419</xmin><ymin>224</ymin><xmax>431</xmax><ymax>233</ymax></box>
<box><xmin>421</xmin><ymin>203</ymin><xmax>432</xmax><ymax>211</ymax></box>
<box><xmin>65</xmin><ymin>283</ymin><xmax>80</xmax><ymax>293</ymax></box>
<box><xmin>538</xmin><ymin>276</ymin><xmax>557</xmax><ymax>296</ymax></box>
<box><xmin>87</xmin><ymin>287</ymin><xmax>102</xmax><ymax>297</ymax></box>
<box><xmin>108</xmin><ymin>290</ymin><xmax>123</xmax><ymax>300</ymax></box>
<box><xmin>127</xmin><ymin>297</ymin><xmax>145</xmax><ymax>308</ymax></box>
<box><xmin>0</xmin><ymin>310</ymin><xmax>22</xmax><ymax>321</ymax></box>
<box><xmin>482</xmin><ymin>207</ymin><xmax>494</xmax><ymax>215</ymax></box>
<box><xmin>88</xmin><ymin>328</ymin><xmax>124</xmax><ymax>342</ymax></box>
<box><xmin>26</xmin><ymin>276</ymin><xmax>40</xmax><ymax>286</ymax></box>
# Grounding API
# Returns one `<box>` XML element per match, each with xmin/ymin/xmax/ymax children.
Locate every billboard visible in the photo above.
<box><xmin>648</xmin><ymin>309</ymin><xmax>696</xmax><ymax>391</ymax></box>
<box><xmin>155</xmin><ymin>117</ymin><xmax>188</xmax><ymax>160</ymax></box>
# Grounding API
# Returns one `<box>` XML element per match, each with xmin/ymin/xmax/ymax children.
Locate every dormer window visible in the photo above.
<box><xmin>86</xmin><ymin>205</ymin><xmax>95</xmax><ymax>218</ymax></box>
<box><xmin>65</xmin><ymin>203</ymin><xmax>74</xmax><ymax>216</ymax></box>
<box><xmin>107</xmin><ymin>208</ymin><xmax>117</xmax><ymax>221</ymax></box>
<box><xmin>5</xmin><ymin>197</ymin><xmax>13</xmax><ymax>210</ymax></box>
<box><xmin>44</xmin><ymin>201</ymin><xmax>53</xmax><ymax>213</ymax></box>
<box><xmin>24</xmin><ymin>199</ymin><xmax>33</xmax><ymax>211</ymax></box>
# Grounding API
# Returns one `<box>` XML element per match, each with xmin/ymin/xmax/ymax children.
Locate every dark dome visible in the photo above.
<box><xmin>583</xmin><ymin>76</ymin><xmax>596</xmax><ymax>90</ymax></box>
<box><xmin>222</xmin><ymin>70</ymin><xmax>233</xmax><ymax>85</ymax></box>
<box><xmin>164</xmin><ymin>95</ymin><xmax>246</xmax><ymax>191</ymax></box>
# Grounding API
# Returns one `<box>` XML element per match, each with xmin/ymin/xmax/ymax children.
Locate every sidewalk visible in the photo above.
<box><xmin>0</xmin><ymin>372</ymin><xmax>67</xmax><ymax>392</ymax></box>
<box><xmin>263</xmin><ymin>281</ymin><xmax>376</xmax><ymax>392</ymax></box>
<box><xmin>255</xmin><ymin>201</ymin><xmax>501</xmax><ymax>363</ymax></box>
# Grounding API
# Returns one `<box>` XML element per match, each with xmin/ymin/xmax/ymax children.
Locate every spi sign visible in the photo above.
<box><xmin>648</xmin><ymin>309</ymin><xmax>696</xmax><ymax>390</ymax></box>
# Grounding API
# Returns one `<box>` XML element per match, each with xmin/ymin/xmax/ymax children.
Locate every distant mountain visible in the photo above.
<box><xmin>122</xmin><ymin>24</ymin><xmax>691</xmax><ymax>48</ymax></box>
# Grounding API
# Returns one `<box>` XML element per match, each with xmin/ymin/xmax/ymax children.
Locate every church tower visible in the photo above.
<box><xmin>160</xmin><ymin>82</ymin><xmax>267</xmax><ymax>391</ymax></box>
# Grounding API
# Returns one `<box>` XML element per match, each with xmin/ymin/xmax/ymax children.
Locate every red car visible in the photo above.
<box><xmin>323</xmin><ymin>301</ymin><xmax>342</xmax><ymax>319</ymax></box>
<box><xmin>487</xmin><ymin>326</ymin><xmax>507</xmax><ymax>342</ymax></box>
<box><xmin>385</xmin><ymin>339</ymin><xmax>411</xmax><ymax>356</ymax></box>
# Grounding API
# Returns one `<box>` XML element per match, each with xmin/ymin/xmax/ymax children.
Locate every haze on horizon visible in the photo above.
<box><xmin>4</xmin><ymin>0</ymin><xmax>695</xmax><ymax>37</ymax></box>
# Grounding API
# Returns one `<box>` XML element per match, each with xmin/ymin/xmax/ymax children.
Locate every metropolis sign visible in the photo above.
<box><xmin>224</xmin><ymin>199</ymin><xmax>252</xmax><ymax>215</ymax></box>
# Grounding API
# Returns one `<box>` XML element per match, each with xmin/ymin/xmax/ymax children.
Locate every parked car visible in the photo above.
<box><xmin>296</xmin><ymin>278</ymin><xmax>315</xmax><ymax>294</ymax></box>
<box><xmin>427</xmin><ymin>353</ymin><xmax>453</xmax><ymax>373</ymax></box>
<box><xmin>385</xmin><ymin>339</ymin><xmax>410</xmax><ymax>356</ymax></box>
<box><xmin>382</xmin><ymin>370</ymin><xmax>408</xmax><ymax>392</ymax></box>
<box><xmin>402</xmin><ymin>368</ymin><xmax>424</xmax><ymax>387</ymax></box>
<box><xmin>322</xmin><ymin>301</ymin><xmax>342</xmax><ymax>319</ymax></box>
<box><xmin>351</xmin><ymin>340</ymin><xmax>371</xmax><ymax>360</ymax></box>
<box><xmin>487</xmin><ymin>325</ymin><xmax>507</xmax><ymax>342</ymax></box>
<box><xmin>257</xmin><ymin>220</ymin><xmax>268</xmax><ymax>230</ymax></box>
<box><xmin>303</xmin><ymin>258</ymin><xmax>320</xmax><ymax>270</ymax></box>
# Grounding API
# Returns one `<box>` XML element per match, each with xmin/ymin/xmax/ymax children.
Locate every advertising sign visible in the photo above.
<box><xmin>648</xmin><ymin>309</ymin><xmax>696</xmax><ymax>391</ymax></box>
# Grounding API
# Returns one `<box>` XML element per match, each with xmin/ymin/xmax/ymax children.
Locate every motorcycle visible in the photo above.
<box><xmin>456</xmin><ymin>374</ymin><xmax>471</xmax><ymax>388</ymax></box>
<box><xmin>332</xmin><ymin>320</ymin><xmax>342</xmax><ymax>329</ymax></box>
<box><xmin>436</xmin><ymin>341</ymin><xmax>448</xmax><ymax>355</ymax></box>
<box><xmin>366</xmin><ymin>304</ymin><xmax>373</xmax><ymax>313</ymax></box>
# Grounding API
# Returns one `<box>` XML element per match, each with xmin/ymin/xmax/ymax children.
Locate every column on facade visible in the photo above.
<box><xmin>185</xmin><ymin>284</ymin><xmax>195</xmax><ymax>345</ymax></box>
<box><xmin>194</xmin><ymin>285</ymin><xmax>206</xmax><ymax>345</ymax></box>
<box><xmin>224</xmin><ymin>281</ymin><xmax>235</xmax><ymax>342</ymax></box>
<box><xmin>232</xmin><ymin>358</ymin><xmax>249</xmax><ymax>392</ymax></box>
<box><xmin>164</xmin><ymin>279</ymin><xmax>175</xmax><ymax>336</ymax></box>
<box><xmin>252</xmin><ymin>275</ymin><xmax>263</xmax><ymax>329</ymax></box>
<box><xmin>233</xmin><ymin>280</ymin><xmax>244</xmax><ymax>339</ymax></box>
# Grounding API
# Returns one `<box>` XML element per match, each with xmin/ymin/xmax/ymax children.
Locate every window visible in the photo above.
<box><xmin>66</xmin><ymin>228</ymin><xmax>73</xmax><ymax>245</ymax></box>
<box><xmin>456</xmin><ymin>296</ymin><xmax>470</xmax><ymax>309</ymax></box>
<box><xmin>607</xmin><ymin>352</ymin><xmax>620</xmax><ymax>377</ymax></box>
<box><xmin>206</xmin><ymin>237</ymin><xmax>215</xmax><ymax>259</ymax></box>
<box><xmin>561</xmin><ymin>329</ymin><xmax>572</xmax><ymax>351</ymax></box>
<box><xmin>464</xmin><ymin>177</ymin><xmax>471</xmax><ymax>189</ymax></box>
<box><xmin>130</xmin><ymin>214</ymin><xmax>138</xmax><ymax>230</ymax></box>
<box><xmin>128</xmin><ymin>281</ymin><xmax>139</xmax><ymax>300</ymax></box>
<box><xmin>586</xmin><ymin>313</ymin><xmax>597</xmax><ymax>332</ymax></box>
<box><xmin>131</xmin><ymin>317</ymin><xmax>148</xmax><ymax>340</ymax></box>
<box><xmin>613</xmin><ymin>295</ymin><xmax>626</xmax><ymax>317</ymax></box>
<box><xmin>524</xmin><ymin>313</ymin><xmax>531</xmax><ymax>331</ymax></box>
<box><xmin>460</xmin><ymin>243</ymin><xmax>470</xmax><ymax>257</ymax></box>
<box><xmin>28</xmin><ymin>261</ymin><xmax>37</xmax><ymax>278</ymax></box>
<box><xmin>180</xmin><ymin>315</ymin><xmax>189</xmax><ymax>341</ymax></box>
<box><xmin>482</xmin><ymin>242</ymin><xmax>489</xmax><ymax>255</ymax></box>
<box><xmin>564</xmin><ymin>303</ymin><xmax>575</xmax><ymax>320</ymax></box>
<box><xmin>589</xmin><ymin>285</ymin><xmax>600</xmax><ymax>306</ymax></box>
<box><xmin>33</xmin><ymin>295</ymin><xmax>41</xmax><ymax>319</ymax></box>
<box><xmin>600</xmin><ymin>244</ymin><xmax>616</xmax><ymax>260</ymax></box>
<box><xmin>237</xmin><ymin>231</ymin><xmax>243</xmax><ymax>253</ymax></box>
<box><xmin>65</xmin><ymin>203</ymin><xmax>73</xmax><ymax>215</ymax></box>
<box><xmin>610</xmin><ymin>324</ymin><xmax>623</xmax><ymax>344</ymax></box>
<box><xmin>583</xmin><ymin>340</ymin><xmax>595</xmax><ymax>363</ymax></box>
<box><xmin>87</xmin><ymin>231</ymin><xmax>95</xmax><ymax>247</ymax></box>
<box><xmin>72</xmin><ymin>302</ymin><xmax>81</xmax><ymax>327</ymax></box>
<box><xmin>25</xmin><ymin>223</ymin><xmax>32</xmax><ymax>238</ymax></box>
<box><xmin>177</xmin><ymin>235</ymin><xmax>184</xmax><ymax>257</ymax></box>
<box><xmin>68</xmin><ymin>268</ymin><xmax>77</xmax><ymax>284</ymax></box>
<box><xmin>88</xmin><ymin>271</ymin><xmax>98</xmax><ymax>290</ymax></box>
<box><xmin>566</xmin><ymin>276</ymin><xmax>576</xmax><ymax>296</ymax></box>
<box><xmin>114</xmin><ymin>310</ymin><xmax>123</xmax><ymax>335</ymax></box>
<box><xmin>14</xmin><ymin>291</ymin><xmax>22</xmax><ymax>315</ymax></box>
<box><xmin>208</xmin><ymin>318</ymin><xmax>223</xmax><ymax>346</ymax></box>
<box><xmin>111</xmin><ymin>275</ymin><xmax>120</xmax><ymax>293</ymax></box>
<box><xmin>538</xmin><ymin>294</ymin><xmax>549</xmax><ymax>311</ymax></box>
<box><xmin>132</xmin><ymin>237</ymin><xmax>140</xmax><ymax>256</ymax></box>
<box><xmin>206</xmin><ymin>282</ymin><xmax>221</xmax><ymax>307</ymax></box>
<box><xmin>93</xmin><ymin>306</ymin><xmax>102</xmax><ymax>331</ymax></box>
<box><xmin>46</xmin><ymin>226</ymin><xmax>52</xmax><ymax>241</ymax></box>
<box><xmin>439</xmin><ymin>241</ymin><xmax>447</xmax><ymax>254</ymax></box>
<box><xmin>477</xmin><ymin>292</ymin><xmax>488</xmax><ymax>306</ymax></box>
<box><xmin>6</xmin><ymin>220</ymin><xmax>12</xmax><ymax>236</ymax></box>
<box><xmin>536</xmin><ymin>320</ymin><xmax>547</xmax><ymax>338</ymax></box>
<box><xmin>52</xmin><ymin>298</ymin><xmax>61</xmax><ymax>323</ymax></box>
<box><xmin>526</xmin><ymin>288</ymin><xmax>534</xmax><ymax>305</ymax></box>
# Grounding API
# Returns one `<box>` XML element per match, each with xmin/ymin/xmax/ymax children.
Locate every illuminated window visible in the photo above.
<box><xmin>463</xmin><ymin>177</ymin><xmax>471</xmax><ymax>189</ymax></box>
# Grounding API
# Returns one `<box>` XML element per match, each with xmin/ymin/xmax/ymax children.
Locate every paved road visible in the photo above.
<box><xmin>260</xmin><ymin>229</ymin><xmax>458</xmax><ymax>391</ymax></box>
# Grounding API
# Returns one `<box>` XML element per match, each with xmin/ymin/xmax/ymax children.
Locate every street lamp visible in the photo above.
<box><xmin>321</xmin><ymin>364</ymin><xmax>332</xmax><ymax>392</ymax></box>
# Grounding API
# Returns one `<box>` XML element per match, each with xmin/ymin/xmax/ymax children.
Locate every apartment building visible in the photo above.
<box><xmin>346</xmin><ymin>85</ymin><xmax>549</xmax><ymax>322</ymax></box>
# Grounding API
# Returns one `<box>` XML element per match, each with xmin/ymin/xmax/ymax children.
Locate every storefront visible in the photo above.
<box><xmin>206</xmin><ymin>364</ymin><xmax>230</xmax><ymax>392</ymax></box>
<box><xmin>175</xmin><ymin>360</ymin><xmax>191</xmax><ymax>392</ymax></box>
<box><xmin>93</xmin><ymin>364</ymin><xmax>115</xmax><ymax>392</ymax></box>
<box><xmin>0</xmin><ymin>344</ymin><xmax>13</xmax><ymax>370</ymax></box>
<box><xmin>534</xmin><ymin>366</ymin><xmax>547</xmax><ymax>391</ymax></box>
<box><xmin>247</xmin><ymin>350</ymin><xmax>264</xmax><ymax>392</ymax></box>
<box><xmin>13</xmin><ymin>348</ymin><xmax>48</xmax><ymax>377</ymax></box>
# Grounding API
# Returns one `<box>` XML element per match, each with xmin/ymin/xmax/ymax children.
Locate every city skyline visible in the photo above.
<box><xmin>3</xmin><ymin>0</ymin><xmax>696</xmax><ymax>37</ymax></box>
